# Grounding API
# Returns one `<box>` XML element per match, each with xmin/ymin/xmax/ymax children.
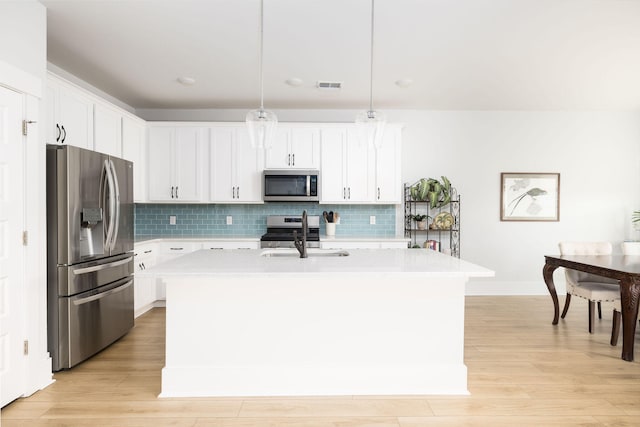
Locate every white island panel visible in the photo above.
<box><xmin>146</xmin><ymin>249</ymin><xmax>493</xmax><ymax>397</ymax></box>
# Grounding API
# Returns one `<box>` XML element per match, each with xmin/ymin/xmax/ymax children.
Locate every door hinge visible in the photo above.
<box><xmin>22</xmin><ymin>230</ymin><xmax>28</xmax><ymax>246</ymax></box>
<box><xmin>23</xmin><ymin>340</ymin><xmax>29</xmax><ymax>356</ymax></box>
<box><xmin>22</xmin><ymin>120</ymin><xmax>36</xmax><ymax>136</ymax></box>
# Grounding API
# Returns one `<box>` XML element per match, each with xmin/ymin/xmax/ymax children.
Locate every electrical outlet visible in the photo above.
<box><xmin>169</xmin><ymin>215</ymin><xmax>177</xmax><ymax>225</ymax></box>
<box><xmin>370</xmin><ymin>215</ymin><xmax>376</xmax><ymax>225</ymax></box>
<box><xmin>226</xmin><ymin>216</ymin><xmax>233</xmax><ymax>225</ymax></box>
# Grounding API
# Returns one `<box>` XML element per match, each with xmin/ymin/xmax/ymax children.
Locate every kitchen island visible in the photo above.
<box><xmin>144</xmin><ymin>248</ymin><xmax>494</xmax><ymax>397</ymax></box>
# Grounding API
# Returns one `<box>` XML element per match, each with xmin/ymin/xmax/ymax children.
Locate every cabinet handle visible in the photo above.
<box><xmin>56</xmin><ymin>124</ymin><xmax>61</xmax><ymax>142</ymax></box>
<box><xmin>171</xmin><ymin>186</ymin><xmax>175</xmax><ymax>198</ymax></box>
<box><xmin>144</xmin><ymin>250</ymin><xmax>152</xmax><ymax>254</ymax></box>
<box><xmin>141</xmin><ymin>262</ymin><xmax>146</xmax><ymax>270</ymax></box>
<box><xmin>288</xmin><ymin>154</ymin><xmax>291</xmax><ymax>166</ymax></box>
<box><xmin>170</xmin><ymin>247</ymin><xmax>184</xmax><ymax>251</ymax></box>
<box><xmin>176</xmin><ymin>186</ymin><xmax>179</xmax><ymax>198</ymax></box>
<box><xmin>343</xmin><ymin>187</ymin><xmax>346</xmax><ymax>199</ymax></box>
<box><xmin>348</xmin><ymin>187</ymin><xmax>351</xmax><ymax>199</ymax></box>
<box><xmin>60</xmin><ymin>125</ymin><xmax>66</xmax><ymax>143</ymax></box>
<box><xmin>292</xmin><ymin>153</ymin><xmax>295</xmax><ymax>166</ymax></box>
<box><xmin>378</xmin><ymin>187</ymin><xmax>381</xmax><ymax>200</ymax></box>
<box><xmin>236</xmin><ymin>186</ymin><xmax>240</xmax><ymax>199</ymax></box>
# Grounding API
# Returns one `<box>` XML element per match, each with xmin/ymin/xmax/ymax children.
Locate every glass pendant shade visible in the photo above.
<box><xmin>246</xmin><ymin>108</ymin><xmax>277</xmax><ymax>149</ymax></box>
<box><xmin>355</xmin><ymin>109</ymin><xmax>386</xmax><ymax>149</ymax></box>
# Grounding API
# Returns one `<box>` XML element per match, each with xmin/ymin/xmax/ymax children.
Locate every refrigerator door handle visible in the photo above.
<box><xmin>72</xmin><ymin>279</ymin><xmax>133</xmax><ymax>306</ymax></box>
<box><xmin>102</xmin><ymin>159</ymin><xmax>116</xmax><ymax>251</ymax></box>
<box><xmin>109</xmin><ymin>159</ymin><xmax>120</xmax><ymax>251</ymax></box>
<box><xmin>72</xmin><ymin>255</ymin><xmax>133</xmax><ymax>275</ymax></box>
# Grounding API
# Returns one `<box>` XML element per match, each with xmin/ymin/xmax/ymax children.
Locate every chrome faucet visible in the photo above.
<box><xmin>293</xmin><ymin>210</ymin><xmax>308</xmax><ymax>258</ymax></box>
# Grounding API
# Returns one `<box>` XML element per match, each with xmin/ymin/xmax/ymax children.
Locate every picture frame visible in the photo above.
<box><xmin>500</xmin><ymin>172</ymin><xmax>560</xmax><ymax>221</ymax></box>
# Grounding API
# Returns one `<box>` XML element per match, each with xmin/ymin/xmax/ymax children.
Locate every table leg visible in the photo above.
<box><xmin>543</xmin><ymin>263</ymin><xmax>560</xmax><ymax>325</ymax></box>
<box><xmin>619</xmin><ymin>275</ymin><xmax>640</xmax><ymax>362</ymax></box>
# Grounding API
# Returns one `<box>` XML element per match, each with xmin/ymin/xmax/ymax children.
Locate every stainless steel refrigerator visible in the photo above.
<box><xmin>46</xmin><ymin>144</ymin><xmax>134</xmax><ymax>371</ymax></box>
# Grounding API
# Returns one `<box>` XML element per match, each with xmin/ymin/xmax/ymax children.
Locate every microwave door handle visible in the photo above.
<box><xmin>306</xmin><ymin>175</ymin><xmax>310</xmax><ymax>197</ymax></box>
<box><xmin>109</xmin><ymin>159</ymin><xmax>120</xmax><ymax>251</ymax></box>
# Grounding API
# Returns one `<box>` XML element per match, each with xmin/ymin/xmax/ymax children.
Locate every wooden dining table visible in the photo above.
<box><xmin>543</xmin><ymin>254</ymin><xmax>640</xmax><ymax>362</ymax></box>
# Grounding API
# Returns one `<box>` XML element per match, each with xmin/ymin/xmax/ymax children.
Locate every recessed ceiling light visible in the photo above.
<box><xmin>395</xmin><ymin>78</ymin><xmax>413</xmax><ymax>88</ymax></box>
<box><xmin>177</xmin><ymin>76</ymin><xmax>196</xmax><ymax>86</ymax></box>
<box><xmin>285</xmin><ymin>77</ymin><xmax>304</xmax><ymax>87</ymax></box>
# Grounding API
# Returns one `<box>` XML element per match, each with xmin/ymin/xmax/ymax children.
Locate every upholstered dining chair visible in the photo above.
<box><xmin>559</xmin><ymin>242</ymin><xmax>620</xmax><ymax>333</ymax></box>
<box><xmin>610</xmin><ymin>241</ymin><xmax>640</xmax><ymax>346</ymax></box>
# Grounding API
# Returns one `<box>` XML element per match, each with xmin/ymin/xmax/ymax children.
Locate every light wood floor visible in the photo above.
<box><xmin>2</xmin><ymin>296</ymin><xmax>639</xmax><ymax>426</ymax></box>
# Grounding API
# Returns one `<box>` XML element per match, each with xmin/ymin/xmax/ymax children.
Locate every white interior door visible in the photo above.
<box><xmin>0</xmin><ymin>86</ymin><xmax>26</xmax><ymax>407</ymax></box>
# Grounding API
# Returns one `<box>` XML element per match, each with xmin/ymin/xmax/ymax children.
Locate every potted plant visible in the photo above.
<box><xmin>411</xmin><ymin>214</ymin><xmax>431</xmax><ymax>230</ymax></box>
<box><xmin>409</xmin><ymin>176</ymin><xmax>452</xmax><ymax>209</ymax></box>
<box><xmin>633</xmin><ymin>210</ymin><xmax>640</xmax><ymax>231</ymax></box>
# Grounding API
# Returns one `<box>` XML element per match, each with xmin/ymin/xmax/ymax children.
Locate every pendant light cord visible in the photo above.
<box><xmin>260</xmin><ymin>0</ymin><xmax>265</xmax><ymax>111</ymax></box>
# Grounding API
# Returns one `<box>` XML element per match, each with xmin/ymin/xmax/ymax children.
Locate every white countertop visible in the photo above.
<box><xmin>135</xmin><ymin>235</ymin><xmax>409</xmax><ymax>244</ymax></box>
<box><xmin>143</xmin><ymin>248</ymin><xmax>494</xmax><ymax>279</ymax></box>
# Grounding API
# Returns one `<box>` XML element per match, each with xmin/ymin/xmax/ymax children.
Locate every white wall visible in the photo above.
<box><xmin>0</xmin><ymin>1</ymin><xmax>46</xmax><ymax>81</ymax></box>
<box><xmin>139</xmin><ymin>107</ymin><xmax>640</xmax><ymax>295</ymax></box>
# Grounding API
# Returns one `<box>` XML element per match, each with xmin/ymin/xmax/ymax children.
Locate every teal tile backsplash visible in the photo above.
<box><xmin>135</xmin><ymin>203</ymin><xmax>396</xmax><ymax>238</ymax></box>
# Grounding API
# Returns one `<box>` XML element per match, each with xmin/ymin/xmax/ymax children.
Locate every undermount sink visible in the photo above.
<box><xmin>260</xmin><ymin>249</ymin><xmax>350</xmax><ymax>257</ymax></box>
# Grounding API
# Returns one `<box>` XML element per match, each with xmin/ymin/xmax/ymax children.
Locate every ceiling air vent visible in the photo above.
<box><xmin>316</xmin><ymin>81</ymin><xmax>342</xmax><ymax>91</ymax></box>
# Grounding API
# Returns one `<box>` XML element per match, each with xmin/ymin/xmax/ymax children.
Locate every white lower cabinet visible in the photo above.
<box><xmin>202</xmin><ymin>241</ymin><xmax>260</xmax><ymax>250</ymax></box>
<box><xmin>133</xmin><ymin>242</ymin><xmax>157</xmax><ymax>317</ymax></box>
<box><xmin>320</xmin><ymin>240</ymin><xmax>409</xmax><ymax>249</ymax></box>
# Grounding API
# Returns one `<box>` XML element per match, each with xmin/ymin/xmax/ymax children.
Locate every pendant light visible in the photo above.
<box><xmin>355</xmin><ymin>0</ymin><xmax>386</xmax><ymax>149</ymax></box>
<box><xmin>246</xmin><ymin>0</ymin><xmax>277</xmax><ymax>149</ymax></box>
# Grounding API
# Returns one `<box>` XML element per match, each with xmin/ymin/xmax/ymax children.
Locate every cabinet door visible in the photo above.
<box><xmin>57</xmin><ymin>84</ymin><xmax>93</xmax><ymax>149</ymax></box>
<box><xmin>235</xmin><ymin>129</ymin><xmax>263</xmax><ymax>202</ymax></box>
<box><xmin>375</xmin><ymin>127</ymin><xmax>401</xmax><ymax>203</ymax></box>
<box><xmin>147</xmin><ymin>127</ymin><xmax>174</xmax><ymax>201</ymax></box>
<box><xmin>122</xmin><ymin>117</ymin><xmax>147</xmax><ymax>202</ymax></box>
<box><xmin>94</xmin><ymin>102</ymin><xmax>122</xmax><ymax>157</ymax></box>
<box><xmin>290</xmin><ymin>127</ymin><xmax>320</xmax><ymax>169</ymax></box>
<box><xmin>320</xmin><ymin>128</ymin><xmax>347</xmax><ymax>203</ymax></box>
<box><xmin>174</xmin><ymin>127</ymin><xmax>202</xmax><ymax>201</ymax></box>
<box><xmin>344</xmin><ymin>129</ymin><xmax>372</xmax><ymax>202</ymax></box>
<box><xmin>210</xmin><ymin>127</ymin><xmax>236</xmax><ymax>202</ymax></box>
<box><xmin>265</xmin><ymin>127</ymin><xmax>291</xmax><ymax>169</ymax></box>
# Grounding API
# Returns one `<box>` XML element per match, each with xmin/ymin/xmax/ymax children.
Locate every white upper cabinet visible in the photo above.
<box><xmin>321</xmin><ymin>124</ymin><xmax>402</xmax><ymax>204</ymax></box>
<box><xmin>320</xmin><ymin>127</ymin><xmax>374</xmax><ymax>203</ymax></box>
<box><xmin>45</xmin><ymin>75</ymin><xmax>93</xmax><ymax>149</ymax></box>
<box><xmin>93</xmin><ymin>102</ymin><xmax>122</xmax><ymax>157</ymax></box>
<box><xmin>374</xmin><ymin>125</ymin><xmax>402</xmax><ymax>203</ymax></box>
<box><xmin>148</xmin><ymin>125</ymin><xmax>203</xmax><ymax>202</ymax></box>
<box><xmin>265</xmin><ymin>126</ymin><xmax>320</xmax><ymax>169</ymax></box>
<box><xmin>210</xmin><ymin>126</ymin><xmax>263</xmax><ymax>203</ymax></box>
<box><xmin>121</xmin><ymin>116</ymin><xmax>147</xmax><ymax>202</ymax></box>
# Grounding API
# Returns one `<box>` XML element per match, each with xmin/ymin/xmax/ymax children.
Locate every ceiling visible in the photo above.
<box><xmin>41</xmin><ymin>0</ymin><xmax>640</xmax><ymax>111</ymax></box>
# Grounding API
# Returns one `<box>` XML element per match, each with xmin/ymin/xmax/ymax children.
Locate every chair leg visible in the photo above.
<box><xmin>561</xmin><ymin>294</ymin><xmax>572</xmax><ymax>319</ymax></box>
<box><xmin>611</xmin><ymin>309</ymin><xmax>621</xmax><ymax>346</ymax></box>
<box><xmin>588</xmin><ymin>300</ymin><xmax>595</xmax><ymax>333</ymax></box>
<box><xmin>597</xmin><ymin>301</ymin><xmax>602</xmax><ymax>319</ymax></box>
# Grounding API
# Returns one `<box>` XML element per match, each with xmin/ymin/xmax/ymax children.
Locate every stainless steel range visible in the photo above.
<box><xmin>260</xmin><ymin>215</ymin><xmax>320</xmax><ymax>248</ymax></box>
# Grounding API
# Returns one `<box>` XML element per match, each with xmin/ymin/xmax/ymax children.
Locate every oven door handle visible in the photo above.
<box><xmin>73</xmin><ymin>280</ymin><xmax>133</xmax><ymax>306</ymax></box>
<box><xmin>306</xmin><ymin>175</ymin><xmax>310</xmax><ymax>197</ymax></box>
<box><xmin>72</xmin><ymin>256</ymin><xmax>133</xmax><ymax>275</ymax></box>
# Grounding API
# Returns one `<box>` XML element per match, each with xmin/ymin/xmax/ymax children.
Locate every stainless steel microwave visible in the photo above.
<box><xmin>263</xmin><ymin>170</ymin><xmax>319</xmax><ymax>202</ymax></box>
